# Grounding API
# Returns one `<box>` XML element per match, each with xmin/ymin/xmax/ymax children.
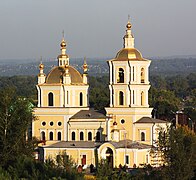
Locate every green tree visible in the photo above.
<box><xmin>149</xmin><ymin>88</ymin><xmax>180</xmax><ymax>120</ymax></box>
<box><xmin>0</xmin><ymin>167</ymin><xmax>12</xmax><ymax>180</ymax></box>
<box><xmin>89</xmin><ymin>76</ymin><xmax>109</xmax><ymax>110</ymax></box>
<box><xmin>155</xmin><ymin>126</ymin><xmax>196</xmax><ymax>180</ymax></box>
<box><xmin>0</xmin><ymin>87</ymin><xmax>35</xmax><ymax>167</ymax></box>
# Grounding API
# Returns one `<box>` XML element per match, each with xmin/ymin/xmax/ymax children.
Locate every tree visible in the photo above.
<box><xmin>149</xmin><ymin>88</ymin><xmax>180</xmax><ymax>120</ymax></box>
<box><xmin>89</xmin><ymin>76</ymin><xmax>109</xmax><ymax>110</ymax></box>
<box><xmin>0</xmin><ymin>87</ymin><xmax>35</xmax><ymax>167</ymax></box>
<box><xmin>154</xmin><ymin>126</ymin><xmax>196</xmax><ymax>179</ymax></box>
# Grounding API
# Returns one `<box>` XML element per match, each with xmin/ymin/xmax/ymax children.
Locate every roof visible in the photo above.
<box><xmin>69</xmin><ymin>109</ymin><xmax>106</xmax><ymax>120</ymax></box>
<box><xmin>109</xmin><ymin>140</ymin><xmax>152</xmax><ymax>149</ymax></box>
<box><xmin>45</xmin><ymin>141</ymin><xmax>102</xmax><ymax>149</ymax></box>
<box><xmin>114</xmin><ymin>48</ymin><xmax>147</xmax><ymax>61</ymax></box>
<box><xmin>45</xmin><ymin>66</ymin><xmax>83</xmax><ymax>84</ymax></box>
<box><xmin>43</xmin><ymin>140</ymin><xmax>151</xmax><ymax>150</ymax></box>
<box><xmin>135</xmin><ymin>117</ymin><xmax>167</xmax><ymax>124</ymax></box>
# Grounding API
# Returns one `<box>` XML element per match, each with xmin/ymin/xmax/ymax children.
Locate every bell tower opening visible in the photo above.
<box><xmin>141</xmin><ymin>68</ymin><xmax>145</xmax><ymax>83</ymax></box>
<box><xmin>118</xmin><ymin>68</ymin><xmax>124</xmax><ymax>83</ymax></box>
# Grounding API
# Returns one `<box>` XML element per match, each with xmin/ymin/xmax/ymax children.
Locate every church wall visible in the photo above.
<box><xmin>44</xmin><ymin>148</ymin><xmax>96</xmax><ymax>166</ymax></box>
<box><xmin>68</xmin><ymin>121</ymin><xmax>106</xmax><ymax>141</ymax></box>
<box><xmin>134</xmin><ymin>126</ymin><xmax>152</xmax><ymax>145</ymax></box>
<box><xmin>33</xmin><ymin>115</ymin><xmax>65</xmax><ymax>143</ymax></box>
<box><xmin>136</xmin><ymin>150</ymin><xmax>151</xmax><ymax>166</ymax></box>
<box><xmin>42</xmin><ymin>89</ymin><xmax>61</xmax><ymax>107</ymax></box>
<box><xmin>115</xmin><ymin>149</ymin><xmax>135</xmax><ymax>168</ymax></box>
<box><xmin>112</xmin><ymin>115</ymin><xmax>133</xmax><ymax>140</ymax></box>
<box><xmin>106</xmin><ymin>107</ymin><xmax>153</xmax><ymax>141</ymax></box>
<box><xmin>38</xmin><ymin>85</ymin><xmax>88</xmax><ymax>108</ymax></box>
<box><xmin>117</xmin><ymin>149</ymin><xmax>151</xmax><ymax>167</ymax></box>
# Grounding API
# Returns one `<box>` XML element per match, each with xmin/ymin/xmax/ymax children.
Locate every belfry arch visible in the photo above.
<box><xmin>141</xmin><ymin>68</ymin><xmax>145</xmax><ymax>83</ymax></box>
<box><xmin>118</xmin><ymin>68</ymin><xmax>124</xmax><ymax>83</ymax></box>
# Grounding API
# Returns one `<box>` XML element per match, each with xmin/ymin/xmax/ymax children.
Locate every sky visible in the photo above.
<box><xmin>0</xmin><ymin>0</ymin><xmax>195</xmax><ymax>60</ymax></box>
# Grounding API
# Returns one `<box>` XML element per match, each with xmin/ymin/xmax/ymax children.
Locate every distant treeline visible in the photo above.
<box><xmin>0</xmin><ymin>57</ymin><xmax>195</xmax><ymax>77</ymax></box>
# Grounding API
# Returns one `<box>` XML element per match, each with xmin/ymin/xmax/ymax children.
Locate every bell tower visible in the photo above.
<box><xmin>105</xmin><ymin>19</ymin><xmax>153</xmax><ymax>141</ymax></box>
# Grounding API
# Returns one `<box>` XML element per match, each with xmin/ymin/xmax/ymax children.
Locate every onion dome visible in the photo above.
<box><xmin>115</xmin><ymin>48</ymin><xmax>143</xmax><ymax>60</ymax></box>
<box><xmin>46</xmin><ymin>66</ymin><xmax>83</xmax><ymax>84</ymax></box>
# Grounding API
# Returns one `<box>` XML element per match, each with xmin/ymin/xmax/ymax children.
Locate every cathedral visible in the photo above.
<box><xmin>33</xmin><ymin>20</ymin><xmax>167</xmax><ymax>168</ymax></box>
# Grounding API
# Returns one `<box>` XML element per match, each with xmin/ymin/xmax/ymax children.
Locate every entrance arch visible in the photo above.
<box><xmin>98</xmin><ymin>143</ymin><xmax>116</xmax><ymax>168</ymax></box>
<box><xmin>105</xmin><ymin>147</ymin><xmax>113</xmax><ymax>167</ymax></box>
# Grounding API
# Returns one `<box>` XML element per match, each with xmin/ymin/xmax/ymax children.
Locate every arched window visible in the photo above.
<box><xmin>119</xmin><ymin>91</ymin><xmax>124</xmax><ymax>105</ymax></box>
<box><xmin>141</xmin><ymin>132</ymin><xmax>145</xmax><ymax>141</ymax></box>
<box><xmin>141</xmin><ymin>91</ymin><xmax>144</xmax><ymax>106</ymax></box>
<box><xmin>41</xmin><ymin>131</ymin><xmax>45</xmax><ymax>141</ymax></box>
<box><xmin>96</xmin><ymin>131</ymin><xmax>101</xmax><ymax>141</ymax></box>
<box><xmin>49</xmin><ymin>132</ymin><xmax>53</xmax><ymax>140</ymax></box>
<box><xmin>118</xmin><ymin>68</ymin><xmax>124</xmax><ymax>83</ymax></box>
<box><xmin>57</xmin><ymin>132</ymin><xmax>61</xmax><ymax>141</ymax></box>
<box><xmin>71</xmin><ymin>132</ymin><xmax>75</xmax><ymax>141</ymax></box>
<box><xmin>80</xmin><ymin>132</ymin><xmax>84</xmax><ymax>141</ymax></box>
<box><xmin>88</xmin><ymin>132</ymin><xmax>92</xmax><ymax>141</ymax></box>
<box><xmin>79</xmin><ymin>92</ymin><xmax>83</xmax><ymax>106</ymax></box>
<box><xmin>141</xmin><ymin>68</ymin><xmax>145</xmax><ymax>83</ymax></box>
<box><xmin>48</xmin><ymin>92</ymin><xmax>54</xmax><ymax>106</ymax></box>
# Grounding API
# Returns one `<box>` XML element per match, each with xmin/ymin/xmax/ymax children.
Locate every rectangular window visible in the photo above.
<box><xmin>125</xmin><ymin>155</ymin><xmax>129</xmax><ymax>164</ymax></box>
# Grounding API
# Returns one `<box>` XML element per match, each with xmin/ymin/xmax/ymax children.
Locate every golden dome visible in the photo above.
<box><xmin>46</xmin><ymin>66</ymin><xmax>83</xmax><ymax>84</ymax></box>
<box><xmin>115</xmin><ymin>48</ymin><xmax>144</xmax><ymax>61</ymax></box>
<box><xmin>39</xmin><ymin>63</ymin><xmax>44</xmax><ymax>69</ymax></box>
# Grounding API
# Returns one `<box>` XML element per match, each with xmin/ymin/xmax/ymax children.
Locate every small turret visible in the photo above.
<box><xmin>112</xmin><ymin>120</ymin><xmax>119</xmax><ymax>142</ymax></box>
<box><xmin>63</xmin><ymin>63</ymin><xmax>71</xmax><ymax>84</ymax></box>
<box><xmin>123</xmin><ymin>15</ymin><xmax>134</xmax><ymax>48</ymax></box>
<box><xmin>82</xmin><ymin>57</ymin><xmax>88</xmax><ymax>84</ymax></box>
<box><xmin>58</xmin><ymin>31</ymin><xmax>70</xmax><ymax>66</ymax></box>
<box><xmin>38</xmin><ymin>60</ymin><xmax>46</xmax><ymax>84</ymax></box>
